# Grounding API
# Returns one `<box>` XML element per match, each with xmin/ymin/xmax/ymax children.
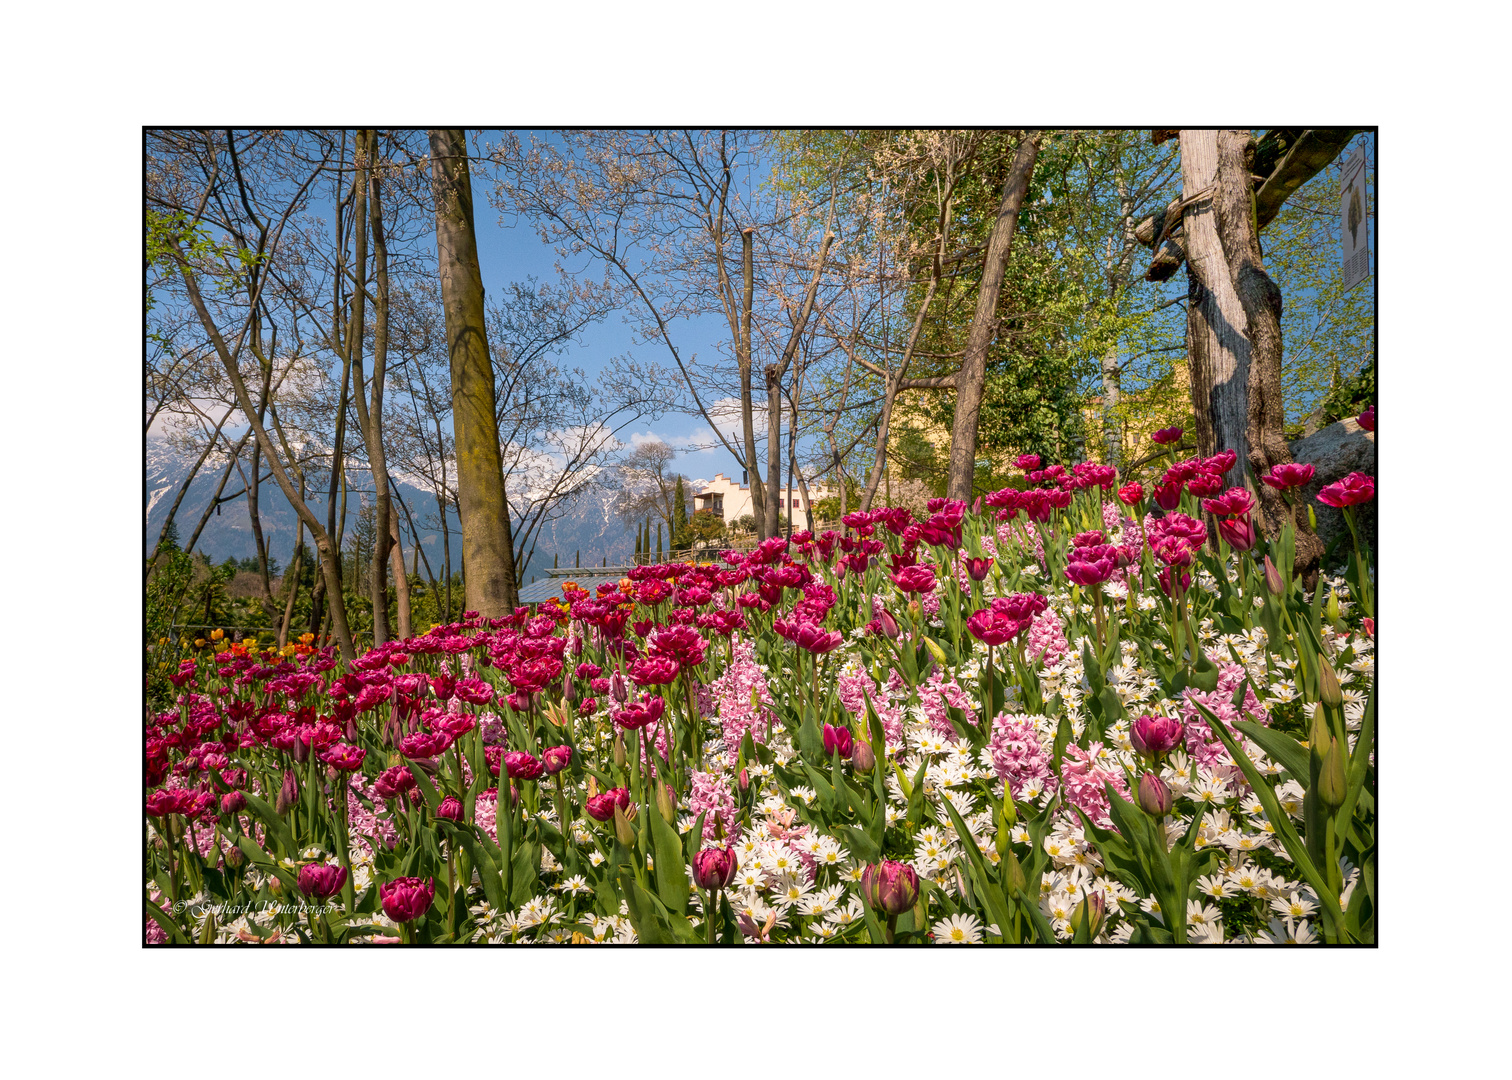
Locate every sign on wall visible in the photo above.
<box><xmin>1341</xmin><ymin>145</ymin><xmax>1371</xmax><ymax>291</ymax></box>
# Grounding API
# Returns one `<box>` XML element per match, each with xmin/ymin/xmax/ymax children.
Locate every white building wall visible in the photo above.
<box><xmin>692</xmin><ymin>473</ymin><xmax>835</xmax><ymax>524</ymax></box>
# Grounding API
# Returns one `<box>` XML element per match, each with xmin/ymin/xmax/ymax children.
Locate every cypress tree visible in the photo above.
<box><xmin>656</xmin><ymin>522</ymin><xmax>663</xmax><ymax>560</ymax></box>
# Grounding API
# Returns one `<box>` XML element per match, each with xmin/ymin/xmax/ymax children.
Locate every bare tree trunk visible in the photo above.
<box><xmin>365</xmin><ymin>130</ymin><xmax>395</xmax><ymax>642</ymax></box>
<box><xmin>1180</xmin><ymin>130</ymin><xmax>1249</xmax><ymax>491</ymax></box>
<box><xmin>763</xmin><ymin>228</ymin><xmax>835</xmax><ymax>536</ymax></box>
<box><xmin>946</xmin><ymin>133</ymin><xmax>1040</xmax><ymax>502</ymax></box>
<box><xmin>172</xmin><ymin>257</ymin><xmax>355</xmax><ymax>662</ymax></box>
<box><xmin>429</xmin><ymin>129</ymin><xmax>517</xmax><ymax>616</ymax></box>
<box><xmin>388</xmin><ymin>500</ymin><xmax>411</xmax><ymax>640</ymax></box>
<box><xmin>738</xmin><ymin>227</ymin><xmax>766</xmax><ymax>539</ymax></box>
<box><xmin>439</xmin><ymin>491</ymin><xmax>453</xmax><ymax>622</ymax></box>
<box><xmin>279</xmin><ymin>472</ymin><xmax>306</xmax><ymax>648</ymax></box>
<box><xmin>1101</xmin><ymin>342</ymin><xmax>1122</xmax><ymax>468</ymax></box>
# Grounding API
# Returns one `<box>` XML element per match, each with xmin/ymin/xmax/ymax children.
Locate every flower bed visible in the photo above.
<box><xmin>145</xmin><ymin>433</ymin><xmax>1376</xmax><ymax>945</ymax></box>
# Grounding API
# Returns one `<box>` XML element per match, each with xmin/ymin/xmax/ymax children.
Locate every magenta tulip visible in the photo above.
<box><xmin>1317</xmin><ymin>471</ymin><xmax>1375</xmax><ymax>508</ymax></box>
<box><xmin>1261</xmin><ymin>462</ymin><xmax>1316</xmax><ymax>490</ymax></box>
<box><xmin>692</xmin><ymin>846</ymin><xmax>739</xmax><ymax>891</ymax></box>
<box><xmin>298</xmin><ymin>862</ymin><xmax>348</xmax><ymax>900</ymax></box>
<box><xmin>1130</xmin><ymin>715</ymin><xmax>1183</xmax><ymax>758</ymax></box>
<box><xmin>861</xmin><ymin>860</ymin><xmax>920</xmax><ymax>917</ymax></box>
<box><xmin>379</xmin><ymin>877</ymin><xmax>435</xmax><ymax>923</ymax></box>
<box><xmin>822</xmin><ymin>723</ymin><xmax>854</xmax><ymax>758</ymax></box>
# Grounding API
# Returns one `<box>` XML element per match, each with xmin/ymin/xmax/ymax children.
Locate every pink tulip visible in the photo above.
<box><xmin>1317</xmin><ymin>471</ymin><xmax>1375</xmax><ymax>508</ymax></box>
<box><xmin>1261</xmin><ymin>462</ymin><xmax>1316</xmax><ymax>490</ymax></box>
<box><xmin>1151</xmin><ymin>426</ymin><xmax>1183</xmax><ymax>445</ymax></box>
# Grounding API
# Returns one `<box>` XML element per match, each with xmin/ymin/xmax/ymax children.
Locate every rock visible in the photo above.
<box><xmin>1287</xmin><ymin>418</ymin><xmax>1376</xmax><ymax>568</ymax></box>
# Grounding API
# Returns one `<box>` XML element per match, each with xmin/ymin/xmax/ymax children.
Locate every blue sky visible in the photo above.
<box><xmin>469</xmin><ymin>129</ymin><xmax>746</xmax><ymax>490</ymax></box>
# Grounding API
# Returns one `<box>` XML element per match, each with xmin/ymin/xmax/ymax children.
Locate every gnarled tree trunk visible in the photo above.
<box><xmin>1182</xmin><ymin>128</ymin><xmax>1325</xmax><ymax>579</ymax></box>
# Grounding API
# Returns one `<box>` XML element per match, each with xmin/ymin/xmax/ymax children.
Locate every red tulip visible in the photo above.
<box><xmin>1217</xmin><ymin>515</ymin><xmax>1256</xmax><ymax>551</ymax></box>
<box><xmin>1117</xmin><ymin>482</ymin><xmax>1144</xmax><ymax>506</ymax></box>
<box><xmin>1152</xmin><ymin>481</ymin><xmax>1183</xmax><ymax>511</ymax></box>
<box><xmin>1136</xmin><ymin>772</ymin><xmax>1173</xmax><ymax>816</ymax></box>
<box><xmin>436</xmin><ymin>796</ymin><xmax>464</xmax><ymax>821</ymax></box>
<box><xmin>319</xmin><ymin>743</ymin><xmax>367</xmax><ymax>772</ymax></box>
<box><xmin>1151</xmin><ymin>426</ymin><xmax>1183</xmax><ymax>445</ymax></box>
<box><xmin>585</xmin><ymin>787</ymin><xmax>632</xmax><ymax>822</ymax></box>
<box><xmin>1357</xmin><ymin>405</ymin><xmax>1375</xmax><ymax>431</ymax></box>
<box><xmin>964</xmin><ymin>556</ymin><xmax>993</xmax><ymax>581</ymax></box>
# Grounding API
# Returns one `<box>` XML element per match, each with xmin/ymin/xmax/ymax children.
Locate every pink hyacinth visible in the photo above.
<box><xmin>987</xmin><ymin>714</ymin><xmax>1056</xmax><ymax>801</ymax></box>
<box><xmin>687</xmin><ymin>769</ymin><xmax>739</xmax><ymax>842</ymax></box>
<box><xmin>1058</xmin><ymin>742</ymin><xmax>1128</xmax><ymax>830</ymax></box>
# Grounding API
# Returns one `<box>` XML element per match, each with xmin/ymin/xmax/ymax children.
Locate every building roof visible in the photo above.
<box><xmin>516</xmin><ymin>568</ymin><xmax>635</xmax><ymax>605</ymax></box>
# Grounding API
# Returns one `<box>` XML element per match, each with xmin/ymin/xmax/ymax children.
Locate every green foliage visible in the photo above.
<box><xmin>674</xmin><ymin>508</ymin><xmax>725</xmax><ymax>551</ymax></box>
<box><xmin>1262</xmin><ymin>133</ymin><xmax>1375</xmax><ymax>428</ymax></box>
<box><xmin>1319</xmin><ymin>358</ymin><xmax>1374</xmax><ymax>427</ymax></box>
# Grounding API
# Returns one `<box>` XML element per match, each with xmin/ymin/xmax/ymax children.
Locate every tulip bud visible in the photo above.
<box><xmin>737</xmin><ymin>768</ymin><xmax>750</xmax><ymax>793</ymax></box>
<box><xmin>274</xmin><ymin>769</ymin><xmax>299</xmax><ymax>815</ymax></box>
<box><xmin>1136</xmin><ymin>772</ymin><xmax>1173</xmax><ymax>817</ymax></box>
<box><xmin>850</xmin><ymin>740</ymin><xmax>875</xmax><ymax>774</ymax></box>
<box><xmin>861</xmin><ymin>860</ymin><xmax>920</xmax><ymax>917</ymax></box>
<box><xmin>691</xmin><ymin>845</ymin><xmax>738</xmax><ymax>891</ymax></box>
<box><xmin>223</xmin><ymin>843</ymin><xmax>245</xmax><ymax>868</ymax></box>
<box><xmin>613</xmin><ymin>803</ymin><xmax>636</xmax><ymax>847</ymax></box>
<box><xmin>220</xmin><ymin>790</ymin><xmax>246</xmax><ymax>815</ymax></box>
<box><xmin>1004</xmin><ymin>848</ymin><xmax>1027</xmax><ymax>900</ymax></box>
<box><xmin>654</xmin><ymin>780</ymin><xmax>675</xmax><ymax>824</ymax></box>
<box><xmin>907</xmin><ymin>600</ymin><xmax>922</xmax><ymax>622</ymax></box>
<box><xmin>878</xmin><ymin>611</ymin><xmax>900</xmax><ymax>640</ymax></box>
<box><xmin>1073</xmin><ymin>890</ymin><xmax>1107</xmax><ymax>938</ymax></box>
<box><xmin>1262</xmin><ymin>555</ymin><xmax>1284</xmax><ymax>597</ymax></box>
<box><xmin>1318</xmin><ymin>737</ymin><xmax>1347</xmax><ymax>810</ymax></box>
<box><xmin>1309</xmin><ymin>705</ymin><xmax>1331</xmax><ymax>756</ymax></box>
<box><xmin>1318</xmin><ymin>657</ymin><xmax>1343</xmax><ymax>710</ymax></box>
<box><xmin>609</xmin><ymin>673</ymin><xmax>629</xmax><ymax>704</ymax></box>
<box><xmin>923</xmin><ymin>636</ymin><xmax>948</xmax><ymax>668</ymax></box>
<box><xmin>199</xmin><ymin>910</ymin><xmax>217</xmax><ymax>945</ymax></box>
<box><xmin>613</xmin><ymin>735</ymin><xmax>627</xmax><ymax>771</ymax></box>
<box><xmin>1326</xmin><ymin>589</ymin><xmax>1341</xmax><ymax>625</ymax></box>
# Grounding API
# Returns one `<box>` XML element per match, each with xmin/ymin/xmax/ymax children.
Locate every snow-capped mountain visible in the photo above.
<box><xmin>144</xmin><ymin>435</ymin><xmax>630</xmax><ymax>580</ymax></box>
